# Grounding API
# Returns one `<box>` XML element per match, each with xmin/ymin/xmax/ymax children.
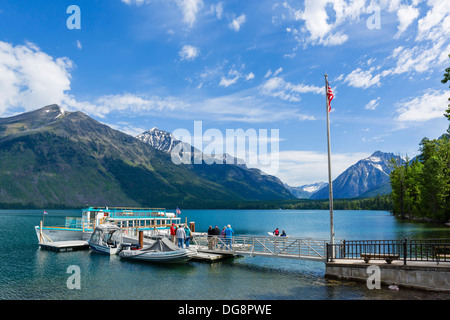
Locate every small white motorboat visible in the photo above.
<box><xmin>88</xmin><ymin>224</ymin><xmax>123</xmax><ymax>255</ymax></box>
<box><xmin>267</xmin><ymin>232</ymin><xmax>289</xmax><ymax>237</ymax></box>
<box><xmin>119</xmin><ymin>237</ymin><xmax>196</xmax><ymax>263</ymax></box>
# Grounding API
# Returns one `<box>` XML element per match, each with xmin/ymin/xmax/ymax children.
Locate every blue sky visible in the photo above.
<box><xmin>0</xmin><ymin>0</ymin><xmax>449</xmax><ymax>186</ymax></box>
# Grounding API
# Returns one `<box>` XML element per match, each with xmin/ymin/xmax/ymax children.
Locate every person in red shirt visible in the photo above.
<box><xmin>170</xmin><ymin>223</ymin><xmax>176</xmax><ymax>244</ymax></box>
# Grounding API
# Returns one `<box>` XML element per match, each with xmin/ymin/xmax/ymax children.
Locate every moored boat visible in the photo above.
<box><xmin>35</xmin><ymin>207</ymin><xmax>182</xmax><ymax>244</ymax></box>
<box><xmin>119</xmin><ymin>237</ymin><xmax>196</xmax><ymax>263</ymax></box>
<box><xmin>88</xmin><ymin>224</ymin><xmax>124</xmax><ymax>255</ymax></box>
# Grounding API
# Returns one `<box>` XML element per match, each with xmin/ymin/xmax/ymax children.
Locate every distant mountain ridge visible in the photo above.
<box><xmin>310</xmin><ymin>151</ymin><xmax>399</xmax><ymax>199</ymax></box>
<box><xmin>136</xmin><ymin>127</ymin><xmax>294</xmax><ymax>201</ymax></box>
<box><xmin>0</xmin><ymin>105</ymin><xmax>293</xmax><ymax>208</ymax></box>
<box><xmin>284</xmin><ymin>182</ymin><xmax>327</xmax><ymax>199</ymax></box>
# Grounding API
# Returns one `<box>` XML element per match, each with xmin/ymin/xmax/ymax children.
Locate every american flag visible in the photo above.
<box><xmin>43</xmin><ymin>211</ymin><xmax>48</xmax><ymax>215</ymax></box>
<box><xmin>176</xmin><ymin>207</ymin><xmax>181</xmax><ymax>215</ymax></box>
<box><xmin>327</xmin><ymin>85</ymin><xmax>334</xmax><ymax>113</ymax></box>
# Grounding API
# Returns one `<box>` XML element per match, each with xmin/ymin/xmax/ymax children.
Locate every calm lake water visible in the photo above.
<box><xmin>1</xmin><ymin>209</ymin><xmax>450</xmax><ymax>300</ymax></box>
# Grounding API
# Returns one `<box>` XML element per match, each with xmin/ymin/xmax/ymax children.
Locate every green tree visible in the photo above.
<box><xmin>389</xmin><ymin>156</ymin><xmax>407</xmax><ymax>219</ymax></box>
<box><xmin>419</xmin><ymin>137</ymin><xmax>450</xmax><ymax>222</ymax></box>
<box><xmin>441</xmin><ymin>54</ymin><xmax>450</xmax><ymax>134</ymax></box>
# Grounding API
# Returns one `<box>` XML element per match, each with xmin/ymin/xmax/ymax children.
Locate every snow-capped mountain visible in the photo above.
<box><xmin>285</xmin><ymin>182</ymin><xmax>328</xmax><ymax>199</ymax></box>
<box><xmin>310</xmin><ymin>151</ymin><xmax>400</xmax><ymax>199</ymax></box>
<box><xmin>136</xmin><ymin>127</ymin><xmax>178</xmax><ymax>152</ymax></box>
<box><xmin>136</xmin><ymin>127</ymin><xmax>294</xmax><ymax>200</ymax></box>
<box><xmin>136</xmin><ymin>127</ymin><xmax>246</xmax><ymax>166</ymax></box>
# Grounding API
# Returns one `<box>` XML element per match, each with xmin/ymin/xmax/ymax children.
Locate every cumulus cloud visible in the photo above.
<box><xmin>0</xmin><ymin>41</ymin><xmax>73</xmax><ymax>115</ymax></box>
<box><xmin>179</xmin><ymin>45</ymin><xmax>199</xmax><ymax>61</ymax></box>
<box><xmin>282</xmin><ymin>0</ymin><xmax>365</xmax><ymax>47</ymax></box>
<box><xmin>395</xmin><ymin>5</ymin><xmax>420</xmax><ymax>38</ymax></box>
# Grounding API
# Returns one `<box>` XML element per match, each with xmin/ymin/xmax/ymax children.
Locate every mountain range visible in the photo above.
<box><xmin>0</xmin><ymin>105</ymin><xmax>293</xmax><ymax>208</ymax></box>
<box><xmin>293</xmin><ymin>151</ymin><xmax>399</xmax><ymax>200</ymax></box>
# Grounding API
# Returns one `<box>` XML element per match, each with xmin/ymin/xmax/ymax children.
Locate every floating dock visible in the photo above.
<box><xmin>39</xmin><ymin>241</ymin><xmax>90</xmax><ymax>252</ymax></box>
<box><xmin>193</xmin><ymin>250</ymin><xmax>235</xmax><ymax>262</ymax></box>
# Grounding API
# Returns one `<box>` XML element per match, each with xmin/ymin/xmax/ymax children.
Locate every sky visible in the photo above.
<box><xmin>0</xmin><ymin>0</ymin><xmax>449</xmax><ymax>187</ymax></box>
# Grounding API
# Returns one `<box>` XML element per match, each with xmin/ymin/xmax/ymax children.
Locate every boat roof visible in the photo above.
<box><xmin>86</xmin><ymin>207</ymin><xmax>166</xmax><ymax>211</ymax></box>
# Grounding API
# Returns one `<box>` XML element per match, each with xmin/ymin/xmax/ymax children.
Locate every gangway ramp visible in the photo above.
<box><xmin>192</xmin><ymin>235</ymin><xmax>329</xmax><ymax>262</ymax></box>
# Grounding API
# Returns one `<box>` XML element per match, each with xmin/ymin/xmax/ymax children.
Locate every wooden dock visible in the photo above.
<box><xmin>39</xmin><ymin>241</ymin><xmax>90</xmax><ymax>252</ymax></box>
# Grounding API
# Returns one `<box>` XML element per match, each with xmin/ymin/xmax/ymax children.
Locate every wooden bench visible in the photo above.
<box><xmin>360</xmin><ymin>253</ymin><xmax>400</xmax><ymax>264</ymax></box>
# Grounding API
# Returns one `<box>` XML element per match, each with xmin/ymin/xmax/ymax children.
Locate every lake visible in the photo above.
<box><xmin>1</xmin><ymin>209</ymin><xmax>450</xmax><ymax>300</ymax></box>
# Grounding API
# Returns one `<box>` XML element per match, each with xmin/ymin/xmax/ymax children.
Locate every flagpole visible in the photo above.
<box><xmin>325</xmin><ymin>74</ymin><xmax>335</xmax><ymax>260</ymax></box>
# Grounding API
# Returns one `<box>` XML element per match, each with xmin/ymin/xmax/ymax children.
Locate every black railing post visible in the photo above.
<box><xmin>326</xmin><ymin>243</ymin><xmax>329</xmax><ymax>262</ymax></box>
<box><xmin>403</xmin><ymin>239</ymin><xmax>407</xmax><ymax>265</ymax></box>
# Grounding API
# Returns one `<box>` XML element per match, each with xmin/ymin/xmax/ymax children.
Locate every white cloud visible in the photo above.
<box><xmin>245</xmin><ymin>72</ymin><xmax>255</xmax><ymax>80</ymax></box>
<box><xmin>260</xmin><ymin>76</ymin><xmax>322</xmax><ymax>102</ymax></box>
<box><xmin>273</xmin><ymin>67</ymin><xmax>283</xmax><ymax>76</ymax></box>
<box><xmin>122</xmin><ymin>0</ymin><xmax>204</xmax><ymax>27</ymax></box>
<box><xmin>395</xmin><ymin>5</ymin><xmax>420</xmax><ymax>38</ymax></box>
<box><xmin>395</xmin><ymin>89</ymin><xmax>450</xmax><ymax>122</ymax></box>
<box><xmin>364</xmin><ymin>97</ymin><xmax>380</xmax><ymax>110</ymax></box>
<box><xmin>282</xmin><ymin>0</ymin><xmax>366</xmax><ymax>47</ymax></box>
<box><xmin>273</xmin><ymin>150</ymin><xmax>370</xmax><ymax>186</ymax></box>
<box><xmin>175</xmin><ymin>0</ymin><xmax>204</xmax><ymax>27</ymax></box>
<box><xmin>344</xmin><ymin>67</ymin><xmax>382</xmax><ymax>89</ymax></box>
<box><xmin>219</xmin><ymin>75</ymin><xmax>239</xmax><ymax>87</ymax></box>
<box><xmin>229</xmin><ymin>14</ymin><xmax>246</xmax><ymax>32</ymax></box>
<box><xmin>416</xmin><ymin>0</ymin><xmax>450</xmax><ymax>42</ymax></box>
<box><xmin>0</xmin><ymin>41</ymin><xmax>73</xmax><ymax>115</ymax></box>
<box><xmin>121</xmin><ymin>0</ymin><xmax>148</xmax><ymax>6</ymax></box>
<box><xmin>389</xmin><ymin>40</ymin><xmax>448</xmax><ymax>75</ymax></box>
<box><xmin>209</xmin><ymin>2</ymin><xmax>223</xmax><ymax>19</ymax></box>
<box><xmin>179</xmin><ymin>45</ymin><xmax>199</xmax><ymax>61</ymax></box>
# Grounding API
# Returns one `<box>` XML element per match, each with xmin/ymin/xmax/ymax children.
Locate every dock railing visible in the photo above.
<box><xmin>192</xmin><ymin>234</ymin><xmax>329</xmax><ymax>261</ymax></box>
<box><xmin>326</xmin><ymin>239</ymin><xmax>450</xmax><ymax>265</ymax></box>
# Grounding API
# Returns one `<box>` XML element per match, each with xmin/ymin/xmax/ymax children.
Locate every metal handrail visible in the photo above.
<box><xmin>326</xmin><ymin>239</ymin><xmax>450</xmax><ymax>264</ymax></box>
<box><xmin>191</xmin><ymin>234</ymin><xmax>329</xmax><ymax>261</ymax></box>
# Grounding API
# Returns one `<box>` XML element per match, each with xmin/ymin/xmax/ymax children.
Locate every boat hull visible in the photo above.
<box><xmin>119</xmin><ymin>249</ymin><xmax>195</xmax><ymax>263</ymax></box>
<box><xmin>35</xmin><ymin>226</ymin><xmax>91</xmax><ymax>243</ymax></box>
<box><xmin>88</xmin><ymin>242</ymin><xmax>120</xmax><ymax>255</ymax></box>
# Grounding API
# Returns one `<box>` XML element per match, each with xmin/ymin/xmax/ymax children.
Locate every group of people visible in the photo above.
<box><xmin>169</xmin><ymin>223</ymin><xmax>191</xmax><ymax>249</ymax></box>
<box><xmin>272</xmin><ymin>228</ymin><xmax>287</xmax><ymax>237</ymax></box>
<box><xmin>207</xmin><ymin>224</ymin><xmax>234</xmax><ymax>250</ymax></box>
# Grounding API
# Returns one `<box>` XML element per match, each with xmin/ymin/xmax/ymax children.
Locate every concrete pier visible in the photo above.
<box><xmin>325</xmin><ymin>259</ymin><xmax>450</xmax><ymax>292</ymax></box>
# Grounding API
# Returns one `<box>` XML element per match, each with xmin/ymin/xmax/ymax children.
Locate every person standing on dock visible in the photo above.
<box><xmin>170</xmin><ymin>223</ymin><xmax>176</xmax><ymax>244</ymax></box>
<box><xmin>176</xmin><ymin>224</ymin><xmax>186</xmax><ymax>248</ymax></box>
<box><xmin>213</xmin><ymin>225</ymin><xmax>220</xmax><ymax>249</ymax></box>
<box><xmin>224</xmin><ymin>224</ymin><xmax>234</xmax><ymax>250</ymax></box>
<box><xmin>207</xmin><ymin>226</ymin><xmax>214</xmax><ymax>249</ymax></box>
<box><xmin>184</xmin><ymin>225</ymin><xmax>191</xmax><ymax>248</ymax></box>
